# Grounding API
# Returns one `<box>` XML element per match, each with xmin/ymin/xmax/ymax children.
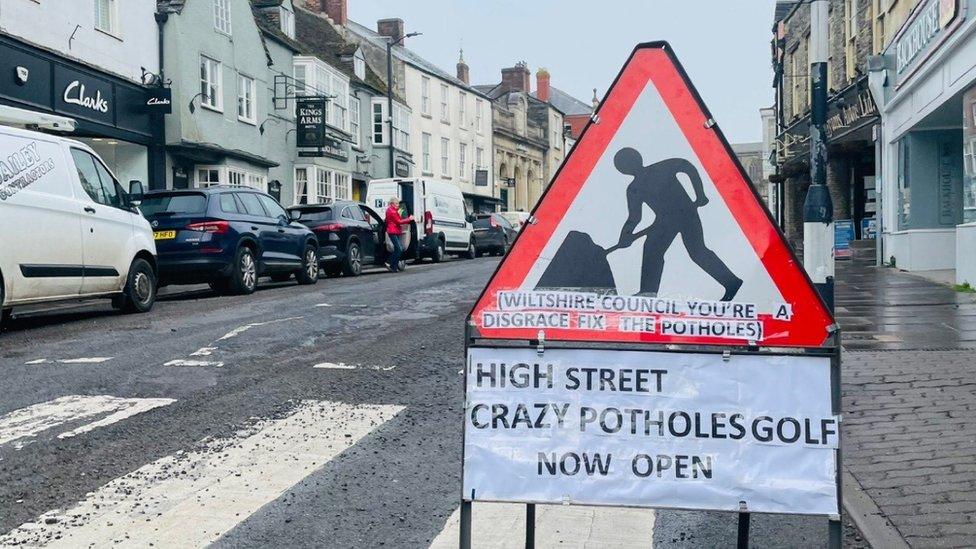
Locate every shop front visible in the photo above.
<box><xmin>871</xmin><ymin>0</ymin><xmax>976</xmax><ymax>283</ymax></box>
<box><xmin>0</xmin><ymin>34</ymin><xmax>165</xmax><ymax>189</ymax></box>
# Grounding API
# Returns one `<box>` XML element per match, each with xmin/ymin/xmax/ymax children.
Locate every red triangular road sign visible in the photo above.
<box><xmin>470</xmin><ymin>42</ymin><xmax>834</xmax><ymax>348</ymax></box>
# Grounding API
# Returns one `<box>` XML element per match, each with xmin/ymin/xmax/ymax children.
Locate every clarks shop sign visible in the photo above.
<box><xmin>895</xmin><ymin>0</ymin><xmax>962</xmax><ymax>79</ymax></box>
<box><xmin>54</xmin><ymin>66</ymin><xmax>114</xmax><ymax>125</ymax></box>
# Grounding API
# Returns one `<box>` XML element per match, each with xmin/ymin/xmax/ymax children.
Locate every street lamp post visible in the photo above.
<box><xmin>386</xmin><ymin>32</ymin><xmax>422</xmax><ymax>177</ymax></box>
<box><xmin>804</xmin><ymin>0</ymin><xmax>834</xmax><ymax>310</ymax></box>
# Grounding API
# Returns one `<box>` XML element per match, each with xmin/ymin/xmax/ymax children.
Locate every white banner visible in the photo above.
<box><xmin>462</xmin><ymin>347</ymin><xmax>838</xmax><ymax>515</ymax></box>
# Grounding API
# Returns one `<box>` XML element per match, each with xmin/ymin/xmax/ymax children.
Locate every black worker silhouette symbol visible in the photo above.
<box><xmin>535</xmin><ymin>147</ymin><xmax>743</xmax><ymax>301</ymax></box>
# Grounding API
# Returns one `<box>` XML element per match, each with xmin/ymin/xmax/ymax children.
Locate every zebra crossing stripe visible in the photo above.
<box><xmin>0</xmin><ymin>400</ymin><xmax>403</xmax><ymax>548</ymax></box>
<box><xmin>428</xmin><ymin>502</ymin><xmax>655</xmax><ymax>548</ymax></box>
<box><xmin>0</xmin><ymin>395</ymin><xmax>175</xmax><ymax>450</ymax></box>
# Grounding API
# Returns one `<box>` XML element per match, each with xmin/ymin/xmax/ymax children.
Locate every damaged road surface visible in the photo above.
<box><xmin>0</xmin><ymin>257</ymin><xmax>827</xmax><ymax>547</ymax></box>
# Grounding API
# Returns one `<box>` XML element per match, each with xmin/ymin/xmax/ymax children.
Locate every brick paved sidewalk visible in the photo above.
<box><xmin>836</xmin><ymin>256</ymin><xmax>976</xmax><ymax>548</ymax></box>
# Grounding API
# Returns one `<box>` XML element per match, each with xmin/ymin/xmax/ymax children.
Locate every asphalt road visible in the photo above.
<box><xmin>0</xmin><ymin>256</ymin><xmax>830</xmax><ymax>548</ymax></box>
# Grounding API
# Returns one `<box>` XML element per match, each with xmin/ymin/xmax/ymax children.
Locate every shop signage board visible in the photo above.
<box><xmin>834</xmin><ymin>220</ymin><xmax>855</xmax><ymax>260</ymax></box>
<box><xmin>461</xmin><ymin>42</ymin><xmax>840</xmax><ymax>548</ymax></box>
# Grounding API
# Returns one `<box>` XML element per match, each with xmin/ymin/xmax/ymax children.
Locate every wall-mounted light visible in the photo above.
<box><xmin>187</xmin><ymin>92</ymin><xmax>208</xmax><ymax>114</ymax></box>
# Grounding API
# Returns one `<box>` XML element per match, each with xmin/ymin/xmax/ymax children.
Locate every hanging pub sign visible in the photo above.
<box><xmin>145</xmin><ymin>87</ymin><xmax>172</xmax><ymax>114</ymax></box>
<box><xmin>296</xmin><ymin>97</ymin><xmax>326</xmax><ymax>149</ymax></box>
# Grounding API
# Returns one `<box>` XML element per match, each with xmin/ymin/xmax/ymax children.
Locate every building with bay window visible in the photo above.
<box><xmin>158</xmin><ymin>0</ymin><xmax>288</xmax><ymax>193</ymax></box>
<box><xmin>306</xmin><ymin>0</ymin><xmax>498</xmax><ymax>212</ymax></box>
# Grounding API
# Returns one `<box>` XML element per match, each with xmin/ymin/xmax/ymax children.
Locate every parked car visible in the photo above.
<box><xmin>288</xmin><ymin>201</ymin><xmax>405</xmax><ymax>276</ymax></box>
<box><xmin>366</xmin><ymin>177</ymin><xmax>476</xmax><ymax>262</ymax></box>
<box><xmin>139</xmin><ymin>187</ymin><xmax>319</xmax><ymax>294</ymax></box>
<box><xmin>498</xmin><ymin>211</ymin><xmax>531</xmax><ymax>230</ymax></box>
<box><xmin>0</xmin><ymin>124</ymin><xmax>158</xmax><ymax>324</ymax></box>
<box><xmin>472</xmin><ymin>213</ymin><xmax>518</xmax><ymax>256</ymax></box>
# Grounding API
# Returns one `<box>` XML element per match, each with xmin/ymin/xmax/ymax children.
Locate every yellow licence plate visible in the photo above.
<box><xmin>154</xmin><ymin>231</ymin><xmax>176</xmax><ymax>240</ymax></box>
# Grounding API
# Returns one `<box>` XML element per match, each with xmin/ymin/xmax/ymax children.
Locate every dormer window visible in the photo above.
<box><xmin>353</xmin><ymin>51</ymin><xmax>366</xmax><ymax>81</ymax></box>
<box><xmin>279</xmin><ymin>3</ymin><xmax>295</xmax><ymax>39</ymax></box>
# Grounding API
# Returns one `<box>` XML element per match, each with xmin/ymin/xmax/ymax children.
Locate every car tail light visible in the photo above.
<box><xmin>185</xmin><ymin>220</ymin><xmax>230</xmax><ymax>234</ymax></box>
<box><xmin>489</xmin><ymin>216</ymin><xmax>499</xmax><ymax>228</ymax></box>
<box><xmin>313</xmin><ymin>223</ymin><xmax>344</xmax><ymax>232</ymax></box>
<box><xmin>424</xmin><ymin>211</ymin><xmax>434</xmax><ymax>236</ymax></box>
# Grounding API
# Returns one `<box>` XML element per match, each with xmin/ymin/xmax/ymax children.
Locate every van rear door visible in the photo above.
<box><xmin>0</xmin><ymin>131</ymin><xmax>84</xmax><ymax>303</ymax></box>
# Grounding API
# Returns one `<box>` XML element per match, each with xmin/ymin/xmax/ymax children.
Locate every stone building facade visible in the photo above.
<box><xmin>474</xmin><ymin>63</ymin><xmax>565</xmax><ymax>212</ymax></box>
<box><xmin>772</xmin><ymin>0</ymin><xmax>881</xmax><ymax>249</ymax></box>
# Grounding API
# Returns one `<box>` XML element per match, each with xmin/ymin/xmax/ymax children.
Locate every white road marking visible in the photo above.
<box><xmin>312</xmin><ymin>362</ymin><xmax>395</xmax><ymax>371</ymax></box>
<box><xmin>315</xmin><ymin>303</ymin><xmax>332</xmax><ymax>307</ymax></box>
<box><xmin>217</xmin><ymin>317</ymin><xmax>303</xmax><ymax>341</ymax></box>
<box><xmin>0</xmin><ymin>400</ymin><xmax>403</xmax><ymax>548</ymax></box>
<box><xmin>313</xmin><ymin>362</ymin><xmax>356</xmax><ymax>369</ymax></box>
<box><xmin>23</xmin><ymin>357</ymin><xmax>114</xmax><ymax>365</ymax></box>
<box><xmin>190</xmin><ymin>347</ymin><xmax>218</xmax><ymax>357</ymax></box>
<box><xmin>429</xmin><ymin>503</ymin><xmax>655</xmax><ymax>548</ymax></box>
<box><xmin>0</xmin><ymin>395</ymin><xmax>175</xmax><ymax>449</ymax></box>
<box><xmin>164</xmin><ymin>359</ymin><xmax>225</xmax><ymax>367</ymax></box>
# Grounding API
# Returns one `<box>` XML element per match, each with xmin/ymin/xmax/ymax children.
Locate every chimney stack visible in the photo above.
<box><xmin>536</xmin><ymin>68</ymin><xmax>551</xmax><ymax>103</ymax></box>
<box><xmin>305</xmin><ymin>0</ymin><xmax>346</xmax><ymax>25</ymax></box>
<box><xmin>501</xmin><ymin>62</ymin><xmax>530</xmax><ymax>93</ymax></box>
<box><xmin>377</xmin><ymin>18</ymin><xmax>405</xmax><ymax>44</ymax></box>
<box><xmin>456</xmin><ymin>49</ymin><xmax>469</xmax><ymax>84</ymax></box>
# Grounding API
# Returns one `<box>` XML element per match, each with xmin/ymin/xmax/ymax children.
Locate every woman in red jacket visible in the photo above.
<box><xmin>385</xmin><ymin>197</ymin><xmax>413</xmax><ymax>272</ymax></box>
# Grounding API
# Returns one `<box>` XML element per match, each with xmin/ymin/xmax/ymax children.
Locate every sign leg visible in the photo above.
<box><xmin>460</xmin><ymin>500</ymin><xmax>472</xmax><ymax>549</ymax></box>
<box><xmin>736</xmin><ymin>511</ymin><xmax>750</xmax><ymax>549</ymax></box>
<box><xmin>525</xmin><ymin>503</ymin><xmax>536</xmax><ymax>549</ymax></box>
<box><xmin>828</xmin><ymin>518</ymin><xmax>842</xmax><ymax>549</ymax></box>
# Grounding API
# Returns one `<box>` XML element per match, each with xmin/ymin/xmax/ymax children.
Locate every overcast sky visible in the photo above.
<box><xmin>348</xmin><ymin>0</ymin><xmax>777</xmax><ymax>143</ymax></box>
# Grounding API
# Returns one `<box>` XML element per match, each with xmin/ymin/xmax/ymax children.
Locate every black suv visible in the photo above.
<box><xmin>140</xmin><ymin>187</ymin><xmax>319</xmax><ymax>294</ymax></box>
<box><xmin>289</xmin><ymin>201</ymin><xmax>404</xmax><ymax>276</ymax></box>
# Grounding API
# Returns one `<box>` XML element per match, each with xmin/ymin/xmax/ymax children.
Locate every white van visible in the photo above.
<box><xmin>0</xmin><ymin>125</ymin><xmax>158</xmax><ymax>324</ymax></box>
<box><xmin>366</xmin><ymin>178</ymin><xmax>476</xmax><ymax>262</ymax></box>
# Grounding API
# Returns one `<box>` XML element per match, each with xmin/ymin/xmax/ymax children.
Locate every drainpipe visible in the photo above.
<box><xmin>867</xmin><ymin>55</ymin><xmax>889</xmax><ymax>267</ymax></box>
<box><xmin>147</xmin><ymin>10</ymin><xmax>170</xmax><ymax>191</ymax></box>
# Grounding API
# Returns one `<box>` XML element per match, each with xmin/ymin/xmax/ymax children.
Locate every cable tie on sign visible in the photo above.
<box><xmin>527</xmin><ymin>215</ymin><xmax>538</xmax><ymax>225</ymax></box>
<box><xmin>704</xmin><ymin>118</ymin><xmax>716</xmax><ymax>129</ymax></box>
<box><xmin>536</xmin><ymin>330</ymin><xmax>545</xmax><ymax>356</ymax></box>
<box><xmin>827</xmin><ymin>323</ymin><xmax>840</xmax><ymax>335</ymax></box>
<box><xmin>722</xmin><ymin>350</ymin><xmax>732</xmax><ymax>362</ymax></box>
<box><xmin>561</xmin><ymin>495</ymin><xmax>571</xmax><ymax>506</ymax></box>
<box><xmin>590</xmin><ymin>113</ymin><xmax>601</xmax><ymax>124</ymax></box>
<box><xmin>738</xmin><ymin>500</ymin><xmax>748</xmax><ymax>512</ymax></box>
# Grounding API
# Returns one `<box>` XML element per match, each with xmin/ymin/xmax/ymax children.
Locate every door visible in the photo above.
<box><xmin>0</xmin><ymin>135</ymin><xmax>84</xmax><ymax>302</ymax></box>
<box><xmin>362</xmin><ymin>206</ymin><xmax>387</xmax><ymax>265</ymax></box>
<box><xmin>341</xmin><ymin>205</ymin><xmax>374</xmax><ymax>262</ymax></box>
<box><xmin>257</xmin><ymin>193</ymin><xmax>303</xmax><ymax>268</ymax></box>
<box><xmin>69</xmin><ymin>148</ymin><xmax>132</xmax><ymax>295</ymax></box>
<box><xmin>235</xmin><ymin>192</ymin><xmax>286</xmax><ymax>271</ymax></box>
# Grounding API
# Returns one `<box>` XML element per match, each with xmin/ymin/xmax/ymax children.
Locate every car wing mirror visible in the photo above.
<box><xmin>288</xmin><ymin>210</ymin><xmax>303</xmax><ymax>221</ymax></box>
<box><xmin>128</xmin><ymin>180</ymin><xmax>145</xmax><ymax>200</ymax></box>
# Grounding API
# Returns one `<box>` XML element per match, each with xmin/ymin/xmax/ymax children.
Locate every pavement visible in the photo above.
<box><xmin>835</xmin><ymin>254</ymin><xmax>976</xmax><ymax>548</ymax></box>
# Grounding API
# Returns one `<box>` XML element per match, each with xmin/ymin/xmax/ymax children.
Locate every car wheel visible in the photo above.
<box><xmin>229</xmin><ymin>246</ymin><xmax>258</xmax><ymax>295</ymax></box>
<box><xmin>119</xmin><ymin>258</ymin><xmax>157</xmax><ymax>314</ymax></box>
<box><xmin>464</xmin><ymin>240</ymin><xmax>476</xmax><ymax>260</ymax></box>
<box><xmin>432</xmin><ymin>240</ymin><xmax>445</xmax><ymax>263</ymax></box>
<box><xmin>296</xmin><ymin>245</ymin><xmax>319</xmax><ymax>285</ymax></box>
<box><xmin>343</xmin><ymin>242</ymin><xmax>363</xmax><ymax>277</ymax></box>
